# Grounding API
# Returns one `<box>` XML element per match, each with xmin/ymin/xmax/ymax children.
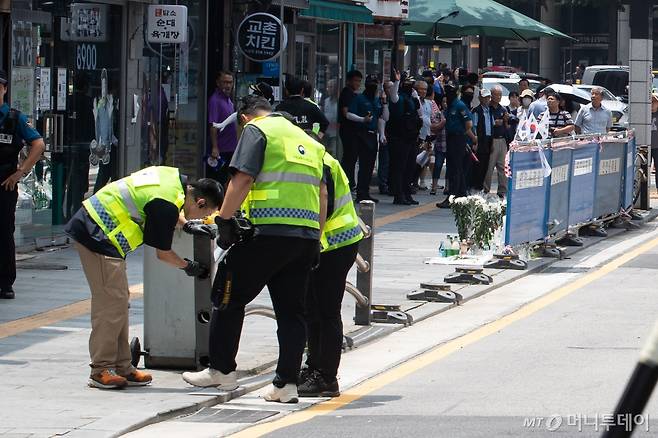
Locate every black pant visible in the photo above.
<box><xmin>389</xmin><ymin>136</ymin><xmax>417</xmax><ymax>200</ymax></box>
<box><xmin>304</xmin><ymin>242</ymin><xmax>359</xmax><ymax>380</ymax></box>
<box><xmin>209</xmin><ymin>235</ymin><xmax>316</xmax><ymax>386</ymax></box>
<box><xmin>339</xmin><ymin>128</ymin><xmax>358</xmax><ymax>190</ymax></box>
<box><xmin>471</xmin><ymin>136</ymin><xmax>492</xmax><ymax>191</ymax></box>
<box><xmin>355</xmin><ymin>131</ymin><xmax>378</xmax><ymax>199</ymax></box>
<box><xmin>652</xmin><ymin>148</ymin><xmax>658</xmax><ymax>190</ymax></box>
<box><xmin>446</xmin><ymin>133</ymin><xmax>469</xmax><ymax>197</ymax></box>
<box><xmin>0</xmin><ymin>186</ymin><xmax>18</xmax><ymax>289</ymax></box>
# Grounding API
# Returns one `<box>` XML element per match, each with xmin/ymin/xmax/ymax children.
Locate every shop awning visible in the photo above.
<box><xmin>300</xmin><ymin>0</ymin><xmax>374</xmax><ymax>24</ymax></box>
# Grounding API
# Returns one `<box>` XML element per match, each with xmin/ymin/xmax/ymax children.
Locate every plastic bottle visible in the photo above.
<box><xmin>451</xmin><ymin>238</ymin><xmax>460</xmax><ymax>256</ymax></box>
<box><xmin>439</xmin><ymin>239</ymin><xmax>445</xmax><ymax>257</ymax></box>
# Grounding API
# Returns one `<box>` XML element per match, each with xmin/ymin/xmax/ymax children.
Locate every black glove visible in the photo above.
<box><xmin>182</xmin><ymin>258</ymin><xmax>209</xmax><ymax>279</ymax></box>
<box><xmin>182</xmin><ymin>221</ymin><xmax>215</xmax><ymax>238</ymax></box>
<box><xmin>215</xmin><ymin>216</ymin><xmax>239</xmax><ymax>250</ymax></box>
<box><xmin>310</xmin><ymin>242</ymin><xmax>322</xmax><ymax>271</ymax></box>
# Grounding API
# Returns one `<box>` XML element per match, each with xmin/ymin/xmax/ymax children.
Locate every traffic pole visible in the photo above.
<box><xmin>602</xmin><ymin>321</ymin><xmax>658</xmax><ymax>437</ymax></box>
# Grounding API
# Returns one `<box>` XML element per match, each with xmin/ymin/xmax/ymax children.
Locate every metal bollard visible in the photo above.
<box><xmin>355</xmin><ymin>201</ymin><xmax>375</xmax><ymax>326</ymax></box>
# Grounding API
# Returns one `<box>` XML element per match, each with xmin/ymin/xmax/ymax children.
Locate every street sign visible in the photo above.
<box><xmin>147</xmin><ymin>5</ymin><xmax>188</xmax><ymax>44</ymax></box>
<box><xmin>237</xmin><ymin>13</ymin><xmax>288</xmax><ymax>62</ymax></box>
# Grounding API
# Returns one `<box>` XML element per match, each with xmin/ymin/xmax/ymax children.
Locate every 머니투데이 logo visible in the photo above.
<box><xmin>297</xmin><ymin>145</ymin><xmax>306</xmax><ymax>155</ymax></box>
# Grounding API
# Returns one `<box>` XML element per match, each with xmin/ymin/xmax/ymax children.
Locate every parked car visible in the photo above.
<box><xmin>581</xmin><ymin>65</ymin><xmax>629</xmax><ymax>101</ymax></box>
<box><xmin>481</xmin><ymin>77</ymin><xmax>542</xmax><ymax>106</ymax></box>
<box><xmin>482</xmin><ymin>71</ymin><xmax>550</xmax><ymax>83</ymax></box>
<box><xmin>574</xmin><ymin>84</ymin><xmax>629</xmax><ymax>130</ymax></box>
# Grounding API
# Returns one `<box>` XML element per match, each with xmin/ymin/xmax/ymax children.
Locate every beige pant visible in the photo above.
<box><xmin>484</xmin><ymin>138</ymin><xmax>508</xmax><ymax>195</ymax></box>
<box><xmin>75</xmin><ymin>242</ymin><xmax>134</xmax><ymax>375</ymax></box>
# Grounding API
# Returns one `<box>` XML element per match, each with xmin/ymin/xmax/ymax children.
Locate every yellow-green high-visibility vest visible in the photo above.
<box><xmin>82</xmin><ymin>166</ymin><xmax>186</xmax><ymax>257</ymax></box>
<box><xmin>241</xmin><ymin>114</ymin><xmax>325</xmax><ymax>229</ymax></box>
<box><xmin>321</xmin><ymin>153</ymin><xmax>363</xmax><ymax>252</ymax></box>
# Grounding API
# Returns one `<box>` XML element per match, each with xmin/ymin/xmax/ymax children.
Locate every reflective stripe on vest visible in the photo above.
<box><xmin>89</xmin><ymin>196</ymin><xmax>132</xmax><ymax>255</ymax></box>
<box><xmin>116</xmin><ymin>180</ymin><xmax>142</xmax><ymax>224</ymax></box>
<box><xmin>250</xmin><ymin>207</ymin><xmax>320</xmax><ymax>222</ymax></box>
<box><xmin>256</xmin><ymin>172</ymin><xmax>321</xmax><ymax>185</ymax></box>
<box><xmin>333</xmin><ymin>192</ymin><xmax>353</xmax><ymax>211</ymax></box>
<box><xmin>326</xmin><ymin>224</ymin><xmax>362</xmax><ymax>247</ymax></box>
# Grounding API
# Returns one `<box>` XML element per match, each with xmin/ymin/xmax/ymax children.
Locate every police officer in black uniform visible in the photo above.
<box><xmin>0</xmin><ymin>70</ymin><xmax>46</xmax><ymax>299</ymax></box>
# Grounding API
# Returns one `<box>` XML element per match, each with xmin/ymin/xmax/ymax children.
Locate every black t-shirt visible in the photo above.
<box><xmin>275</xmin><ymin>97</ymin><xmax>329</xmax><ymax>133</ymax></box>
<box><xmin>338</xmin><ymin>87</ymin><xmax>356</xmax><ymax>128</ymax></box>
<box><xmin>229</xmin><ymin>115</ymin><xmax>326</xmax><ymax>240</ymax></box>
<box><xmin>65</xmin><ymin>196</ymin><xmax>181</xmax><ymax>258</ymax></box>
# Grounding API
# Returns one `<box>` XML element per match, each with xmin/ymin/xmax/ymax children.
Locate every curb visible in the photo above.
<box><xmin>117</xmin><ymin>209</ymin><xmax>658</xmax><ymax>436</ymax></box>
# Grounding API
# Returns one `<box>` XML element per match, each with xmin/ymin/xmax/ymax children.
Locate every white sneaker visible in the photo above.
<box><xmin>182</xmin><ymin>368</ymin><xmax>238</xmax><ymax>390</ymax></box>
<box><xmin>263</xmin><ymin>383</ymin><xmax>299</xmax><ymax>403</ymax></box>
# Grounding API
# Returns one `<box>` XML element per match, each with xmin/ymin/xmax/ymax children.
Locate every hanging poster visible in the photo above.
<box><xmin>11</xmin><ymin>67</ymin><xmax>34</xmax><ymax>115</ymax></box>
<box><xmin>70</xmin><ymin>3</ymin><xmax>108</xmax><ymax>42</ymax></box>
<box><xmin>57</xmin><ymin>68</ymin><xmax>67</xmax><ymax>111</ymax></box>
<box><xmin>39</xmin><ymin>67</ymin><xmax>51</xmax><ymax>111</ymax></box>
<box><xmin>177</xmin><ymin>38</ymin><xmax>189</xmax><ymax>104</ymax></box>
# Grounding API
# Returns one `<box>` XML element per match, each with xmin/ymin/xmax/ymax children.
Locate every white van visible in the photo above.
<box><xmin>581</xmin><ymin>65</ymin><xmax>629</xmax><ymax>100</ymax></box>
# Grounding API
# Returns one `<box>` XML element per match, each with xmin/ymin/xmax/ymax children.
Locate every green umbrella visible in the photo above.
<box><xmin>408</xmin><ymin>0</ymin><xmax>574</xmax><ymax>41</ymax></box>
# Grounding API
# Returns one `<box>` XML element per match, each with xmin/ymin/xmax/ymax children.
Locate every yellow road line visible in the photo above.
<box><xmin>231</xmin><ymin>235</ymin><xmax>658</xmax><ymax>438</ymax></box>
<box><xmin>0</xmin><ymin>204</ymin><xmax>438</xmax><ymax>340</ymax></box>
<box><xmin>0</xmin><ymin>284</ymin><xmax>143</xmax><ymax>340</ymax></box>
<box><xmin>375</xmin><ymin>201</ymin><xmax>437</xmax><ymax>227</ymax></box>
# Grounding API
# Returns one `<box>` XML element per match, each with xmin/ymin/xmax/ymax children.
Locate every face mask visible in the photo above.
<box><xmin>462</xmin><ymin>94</ymin><xmax>473</xmax><ymax>105</ymax></box>
<box><xmin>522</xmin><ymin>97</ymin><xmax>532</xmax><ymax>107</ymax></box>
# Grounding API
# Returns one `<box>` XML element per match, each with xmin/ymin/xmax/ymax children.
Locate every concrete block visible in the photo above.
<box><xmin>629</xmin><ymin>85</ymin><xmax>651</xmax><ymax>105</ymax></box>
<box><xmin>630</xmin><ymin>39</ymin><xmax>651</xmax><ymax>60</ymax></box>
<box><xmin>629</xmin><ymin>64</ymin><xmax>651</xmax><ymax>83</ymax></box>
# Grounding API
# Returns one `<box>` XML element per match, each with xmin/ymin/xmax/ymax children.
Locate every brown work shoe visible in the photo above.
<box><xmin>88</xmin><ymin>369</ymin><xmax>128</xmax><ymax>389</ymax></box>
<box><xmin>121</xmin><ymin>369</ymin><xmax>153</xmax><ymax>386</ymax></box>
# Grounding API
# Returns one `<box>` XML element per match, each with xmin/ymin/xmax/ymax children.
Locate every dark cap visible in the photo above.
<box><xmin>0</xmin><ymin>70</ymin><xmax>7</xmax><ymax>85</ymax></box>
<box><xmin>250</xmin><ymin>82</ymin><xmax>274</xmax><ymax>101</ymax></box>
<box><xmin>365</xmin><ymin>74</ymin><xmax>379</xmax><ymax>84</ymax></box>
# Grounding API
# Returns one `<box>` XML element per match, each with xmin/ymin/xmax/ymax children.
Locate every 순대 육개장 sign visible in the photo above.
<box><xmin>147</xmin><ymin>5</ymin><xmax>188</xmax><ymax>44</ymax></box>
<box><xmin>237</xmin><ymin>13</ymin><xmax>288</xmax><ymax>62</ymax></box>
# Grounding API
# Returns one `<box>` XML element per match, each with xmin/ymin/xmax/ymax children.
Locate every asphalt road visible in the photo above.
<box><xmin>257</xmin><ymin>241</ymin><xmax>658</xmax><ymax>438</ymax></box>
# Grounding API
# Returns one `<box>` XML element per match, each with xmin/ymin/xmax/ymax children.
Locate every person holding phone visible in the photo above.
<box><xmin>346</xmin><ymin>74</ymin><xmax>389</xmax><ymax>203</ymax></box>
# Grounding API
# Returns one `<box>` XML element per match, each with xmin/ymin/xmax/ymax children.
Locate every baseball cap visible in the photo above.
<box><xmin>520</xmin><ymin>89</ymin><xmax>535</xmax><ymax>98</ymax></box>
<box><xmin>0</xmin><ymin>70</ymin><xmax>7</xmax><ymax>85</ymax></box>
<box><xmin>365</xmin><ymin>74</ymin><xmax>379</xmax><ymax>84</ymax></box>
<box><xmin>480</xmin><ymin>88</ymin><xmax>491</xmax><ymax>98</ymax></box>
<box><xmin>250</xmin><ymin>82</ymin><xmax>274</xmax><ymax>101</ymax></box>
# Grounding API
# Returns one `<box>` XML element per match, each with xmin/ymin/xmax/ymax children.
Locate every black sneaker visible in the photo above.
<box><xmin>0</xmin><ymin>287</ymin><xmax>15</xmax><ymax>299</ymax></box>
<box><xmin>405</xmin><ymin>197</ymin><xmax>420</xmax><ymax>205</ymax></box>
<box><xmin>298</xmin><ymin>370</ymin><xmax>340</xmax><ymax>398</ymax></box>
<box><xmin>436</xmin><ymin>198</ymin><xmax>451</xmax><ymax>209</ymax></box>
<box><xmin>298</xmin><ymin>367</ymin><xmax>315</xmax><ymax>383</ymax></box>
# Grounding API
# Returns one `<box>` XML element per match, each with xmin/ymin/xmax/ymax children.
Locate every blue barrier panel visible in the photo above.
<box><xmin>505</xmin><ymin>149</ymin><xmax>550</xmax><ymax>245</ymax></box>
<box><xmin>546</xmin><ymin>147</ymin><xmax>572</xmax><ymax>235</ymax></box>
<box><xmin>594</xmin><ymin>141</ymin><xmax>625</xmax><ymax>218</ymax></box>
<box><xmin>622</xmin><ymin>136</ymin><xmax>636</xmax><ymax>209</ymax></box>
<box><xmin>568</xmin><ymin>142</ymin><xmax>599</xmax><ymax>225</ymax></box>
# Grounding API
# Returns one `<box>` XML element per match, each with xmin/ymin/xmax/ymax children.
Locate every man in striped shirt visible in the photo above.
<box><xmin>544</xmin><ymin>91</ymin><xmax>575</xmax><ymax>138</ymax></box>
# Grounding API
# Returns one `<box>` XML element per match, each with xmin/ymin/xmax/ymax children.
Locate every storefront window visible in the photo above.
<box><xmin>140</xmin><ymin>0</ymin><xmax>206</xmax><ymax>180</ymax></box>
<box><xmin>355</xmin><ymin>24</ymin><xmax>393</xmax><ymax>81</ymax></box>
<box><xmin>11</xmin><ymin>1</ymin><xmax>122</xmax><ymax>246</ymax></box>
<box><xmin>315</xmin><ymin>21</ymin><xmax>341</xmax><ymax>158</ymax></box>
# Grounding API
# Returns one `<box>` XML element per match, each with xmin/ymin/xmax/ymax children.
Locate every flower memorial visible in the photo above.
<box><xmin>449</xmin><ymin>195</ymin><xmax>506</xmax><ymax>250</ymax></box>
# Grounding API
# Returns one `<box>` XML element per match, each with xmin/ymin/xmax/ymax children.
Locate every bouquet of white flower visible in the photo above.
<box><xmin>449</xmin><ymin>195</ymin><xmax>505</xmax><ymax>250</ymax></box>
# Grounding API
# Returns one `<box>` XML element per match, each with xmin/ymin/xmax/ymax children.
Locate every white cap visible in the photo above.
<box><xmin>480</xmin><ymin>88</ymin><xmax>491</xmax><ymax>98</ymax></box>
